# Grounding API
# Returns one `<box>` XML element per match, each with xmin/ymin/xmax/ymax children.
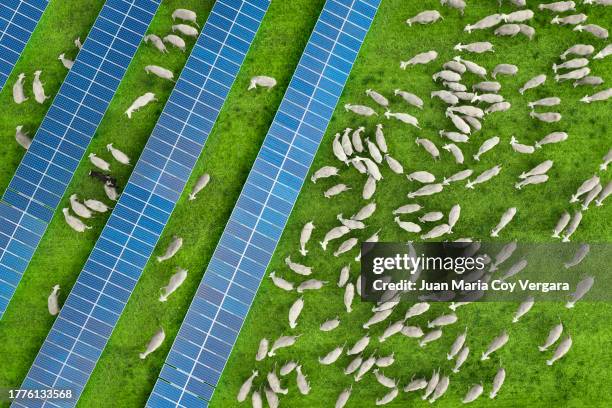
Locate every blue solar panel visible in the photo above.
<box><xmin>0</xmin><ymin>0</ymin><xmax>49</xmax><ymax>92</ymax></box>
<box><xmin>13</xmin><ymin>1</ymin><xmax>270</xmax><ymax>406</ymax></box>
<box><xmin>147</xmin><ymin>0</ymin><xmax>380</xmax><ymax>406</ymax></box>
<box><xmin>0</xmin><ymin>0</ymin><xmax>160</xmax><ymax>321</ymax></box>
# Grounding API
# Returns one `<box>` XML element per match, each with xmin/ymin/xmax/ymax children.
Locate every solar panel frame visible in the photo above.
<box><xmin>0</xmin><ymin>0</ymin><xmax>49</xmax><ymax>92</ymax></box>
<box><xmin>0</xmin><ymin>0</ymin><xmax>161</xmax><ymax>320</ymax></box>
<box><xmin>13</xmin><ymin>1</ymin><xmax>270</xmax><ymax>406</ymax></box>
<box><xmin>147</xmin><ymin>0</ymin><xmax>380</xmax><ymax>406</ymax></box>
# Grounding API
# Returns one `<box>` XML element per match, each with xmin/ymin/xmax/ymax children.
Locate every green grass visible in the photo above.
<box><xmin>0</xmin><ymin>0</ymin><xmax>611</xmax><ymax>407</ymax></box>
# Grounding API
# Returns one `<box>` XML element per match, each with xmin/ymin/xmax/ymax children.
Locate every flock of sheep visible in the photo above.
<box><xmin>234</xmin><ymin>1</ymin><xmax>610</xmax><ymax>407</ymax></box>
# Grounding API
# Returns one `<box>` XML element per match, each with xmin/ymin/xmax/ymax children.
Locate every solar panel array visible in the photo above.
<box><xmin>0</xmin><ymin>0</ymin><xmax>49</xmax><ymax>92</ymax></box>
<box><xmin>14</xmin><ymin>1</ymin><xmax>270</xmax><ymax>406</ymax></box>
<box><xmin>0</xmin><ymin>0</ymin><xmax>160</xmax><ymax>320</ymax></box>
<box><xmin>147</xmin><ymin>0</ymin><xmax>381</xmax><ymax>406</ymax></box>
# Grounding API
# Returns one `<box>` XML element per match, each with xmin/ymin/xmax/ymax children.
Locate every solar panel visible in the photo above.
<box><xmin>0</xmin><ymin>0</ymin><xmax>160</xmax><ymax>320</ymax></box>
<box><xmin>0</xmin><ymin>0</ymin><xmax>49</xmax><ymax>92</ymax></box>
<box><xmin>13</xmin><ymin>1</ymin><xmax>270</xmax><ymax>406</ymax></box>
<box><xmin>147</xmin><ymin>1</ymin><xmax>380</xmax><ymax>406</ymax></box>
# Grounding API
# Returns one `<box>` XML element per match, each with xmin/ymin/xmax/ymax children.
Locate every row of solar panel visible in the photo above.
<box><xmin>0</xmin><ymin>0</ymin><xmax>49</xmax><ymax>91</ymax></box>
<box><xmin>16</xmin><ymin>1</ymin><xmax>271</xmax><ymax>406</ymax></box>
<box><xmin>148</xmin><ymin>0</ymin><xmax>380</xmax><ymax>406</ymax></box>
<box><xmin>0</xmin><ymin>0</ymin><xmax>161</xmax><ymax>320</ymax></box>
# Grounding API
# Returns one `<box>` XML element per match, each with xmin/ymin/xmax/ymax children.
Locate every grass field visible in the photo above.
<box><xmin>0</xmin><ymin>0</ymin><xmax>611</xmax><ymax>407</ymax></box>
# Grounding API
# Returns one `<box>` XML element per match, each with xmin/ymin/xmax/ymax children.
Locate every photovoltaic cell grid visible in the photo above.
<box><xmin>0</xmin><ymin>0</ymin><xmax>160</xmax><ymax>320</ymax></box>
<box><xmin>147</xmin><ymin>0</ymin><xmax>381</xmax><ymax>407</ymax></box>
<box><xmin>0</xmin><ymin>0</ymin><xmax>49</xmax><ymax>92</ymax></box>
<box><xmin>13</xmin><ymin>1</ymin><xmax>270</xmax><ymax>406</ymax></box>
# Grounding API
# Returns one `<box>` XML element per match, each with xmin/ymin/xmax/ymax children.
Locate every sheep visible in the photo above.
<box><xmin>144</xmin><ymin>34</ymin><xmax>167</xmax><ymax>53</ymax></box>
<box><xmin>407</xmin><ymin>171</ymin><xmax>436</xmax><ymax>184</ymax></box>
<box><xmin>69</xmin><ymin>194</ymin><xmax>92</xmax><ymax>218</ymax></box>
<box><xmin>252</xmin><ymin>390</ymin><xmax>262</xmax><ymax>408</ymax></box>
<box><xmin>439</xmin><ymin>130</ymin><xmax>469</xmax><ymax>143</ymax></box>
<box><xmin>594</xmin><ymin>44</ymin><xmax>612</xmax><ymax>59</ymax></box>
<box><xmin>188</xmin><ymin>173</ymin><xmax>210</xmax><ymax>200</ymax></box>
<box><xmin>423</xmin><ymin>370</ymin><xmax>440</xmax><ymax>399</ymax></box>
<box><xmin>15</xmin><ymin>126</ymin><xmax>31</xmax><ymax>149</ymax></box>
<box><xmin>341</xmin><ymin>128</ymin><xmax>354</xmax><ymax>156</ymax></box>
<box><xmin>492</xmin><ymin>63</ymin><xmax>518</xmax><ymax>78</ymax></box>
<box><xmin>528</xmin><ymin>97</ymin><xmax>561</xmax><ymax>108</ymax></box>
<box><xmin>104</xmin><ymin>181</ymin><xmax>119</xmax><ymax>201</ymax></box>
<box><xmin>156</xmin><ymin>236</ymin><xmax>183</xmax><ymax>262</ymax></box>
<box><xmin>551</xmin><ymin>13</ymin><xmax>587</xmax><ymax>25</ymax></box>
<box><xmin>433</xmin><ymin>70</ymin><xmax>462</xmax><ymax>82</ymax></box>
<box><xmin>547</xmin><ymin>336</ymin><xmax>572</xmax><ymax>365</ymax></box>
<box><xmin>320</xmin><ymin>225</ymin><xmax>350</xmax><ymax>250</ymax></box>
<box><xmin>556</xmin><ymin>67</ymin><xmax>590</xmax><ymax>82</ymax></box>
<box><xmin>440</xmin><ymin>0</ymin><xmax>466</xmax><ymax>14</ymax></box>
<box><xmin>448</xmin><ymin>113</ymin><xmax>471</xmax><ymax>134</ymax></box>
<box><xmin>400</xmin><ymin>50</ymin><xmax>438</xmax><ymax>69</ymax></box>
<box><xmin>454</xmin><ymin>56</ymin><xmax>487</xmax><ymax>77</ymax></box>
<box><xmin>495</xmin><ymin>24</ymin><xmax>521</xmax><ymax>36</ymax></box>
<box><xmin>392</xmin><ymin>203</ymin><xmax>422</xmax><ymax>215</ymax></box>
<box><xmin>125</xmin><ymin>92</ymin><xmax>156</xmax><ymax>118</ymax></box>
<box><xmin>88</xmin><ymin>170</ymin><xmax>116</xmax><ymax>186</ymax></box>
<box><xmin>486</xmin><ymin>101</ymin><xmax>511</xmax><ymax>113</ymax></box>
<box><xmin>106</xmin><ymin>143</ymin><xmax>130</xmax><ymax>165</ymax></box>
<box><xmin>464</xmin><ymin>14</ymin><xmax>503</xmax><ymax>33</ymax></box>
<box><xmin>490</xmin><ymin>207</ymin><xmax>517</xmax><ymax>237</ymax></box>
<box><xmin>333</xmin><ymin>238</ymin><xmax>358</xmax><ymax>257</ymax></box>
<box><xmin>311</xmin><ymin>166</ymin><xmax>339</xmax><ymax>183</ymax></box>
<box><xmin>345</xmin><ymin>356</ymin><xmax>363</xmax><ymax>375</ymax></box>
<box><xmin>268</xmin><ymin>334</ymin><xmax>301</xmax><ymax>356</ymax></box>
<box><xmin>376</xmin><ymin>388</ymin><xmax>399</xmax><ymax>405</ymax></box>
<box><xmin>473</xmin><ymin>136</ymin><xmax>500</xmax><ymax>161</ymax></box>
<box><xmin>74</xmin><ymin>37</ymin><xmax>82</xmax><ymax>49</ymax></box>
<box><xmin>379</xmin><ymin>320</ymin><xmax>405</xmax><ymax>342</ymax></box>
<box><xmin>375</xmin><ymin>123</ymin><xmax>387</xmax><ymax>153</ymax></box>
<box><xmin>12</xmin><ymin>73</ymin><xmax>28</xmax><ymax>104</ymax></box>
<box><xmin>564</xmin><ymin>244</ymin><xmax>590</xmax><ymax>268</ymax></box>
<box><xmin>463</xmin><ymin>384</ymin><xmax>484</xmax><ymax>403</ymax></box>
<box><xmin>288</xmin><ymin>297</ymin><xmax>304</xmax><ymax>329</ymax></box>
<box><xmin>419</xmin><ymin>211</ymin><xmax>444</xmax><ymax>222</ymax></box>
<box><xmin>58</xmin><ymin>53</ymin><xmax>74</xmax><ymax>69</ymax></box>
<box><xmin>366</xmin><ymin>89</ymin><xmax>389</xmax><ymax>107</ymax></box>
<box><xmin>406</xmin><ymin>10</ymin><xmax>442</xmax><ymax>26</ymax></box>
<box><xmin>62</xmin><ymin>208</ymin><xmax>91</xmax><ymax>232</ymax></box>
<box><xmin>384</xmin><ymin>155</ymin><xmax>403</xmax><ymax>174</ymax></box>
<box><xmin>159</xmin><ymin>268</ymin><xmax>188</xmax><ymax>302</ymax></box>
<box><xmin>553</xmin><ymin>58</ymin><xmax>588</xmax><ymax>72</ymax></box>
<box><xmin>552</xmin><ymin>211</ymin><xmax>571</xmax><ymax>238</ymax></box>
<box><xmin>335</xmin><ymin>386</ymin><xmax>352</xmax><ymax>408</ymax></box>
<box><xmin>319</xmin><ymin>344</ymin><xmax>345</xmax><ymax>365</ymax></box>
<box><xmin>320</xmin><ymin>317</ymin><xmax>340</xmax><ymax>331</ymax></box>
<box><xmin>481</xmin><ymin>331</ymin><xmax>509</xmax><ymax>360</ymax></box>
<box><xmin>394</xmin><ymin>217</ymin><xmax>421</xmax><ymax>233</ymax></box>
<box><xmin>172</xmin><ymin>9</ymin><xmax>198</xmax><ymax>26</ymax></box>
<box><xmin>443</xmin><ymin>143</ymin><xmax>464</xmax><ymax>164</ymax></box>
<box><xmin>298</xmin><ymin>221</ymin><xmax>315</xmax><ymax>256</ymax></box>
<box><xmin>490</xmin><ymin>368</ymin><xmax>506</xmax><ymax>398</ymax></box>
<box><xmin>596</xmin><ymin>182</ymin><xmax>612</xmax><ymax>206</ymax></box>
<box><xmin>443</xmin><ymin>169</ymin><xmax>473</xmax><ymax>185</ymax></box>
<box><xmin>366</xmin><ymin>138</ymin><xmax>383</xmax><ymax>163</ymax></box>
<box><xmin>264</xmin><ymin>388</ymin><xmax>278</xmax><ymax>408</ymax></box>
<box><xmin>163</xmin><ymin>34</ymin><xmax>186</xmax><ymax>51</ymax></box>
<box><xmin>573</xmin><ymin>24</ymin><xmax>608</xmax><ymax>39</ymax></box>
<box><xmin>84</xmin><ymin>199</ymin><xmax>109</xmax><ymax>213</ymax></box>
<box><xmin>472</xmin><ymin>93</ymin><xmax>504</xmax><ymax>104</ymax></box>
<box><xmin>344</xmin><ymin>282</ymin><xmax>354</xmax><ymax>313</ymax></box>
<box><xmin>324</xmin><ymin>183</ymin><xmax>351</xmax><ymax>198</ymax></box>
<box><xmin>285</xmin><ymin>256</ymin><xmax>312</xmax><ymax>275</ymax></box>
<box><xmin>256</xmin><ymin>339</ymin><xmax>269</xmax><ymax>361</ymax></box>
<box><xmin>429</xmin><ymin>376</ymin><xmax>450</xmax><ymax>403</ymax></box>
<box><xmin>401</xmin><ymin>325</ymin><xmax>424</xmax><ymax>337</ymax></box>
<box><xmin>344</xmin><ymin>103</ymin><xmax>377</xmax><ymax>116</ymax></box>
<box><xmin>404</xmin><ymin>378</ymin><xmax>428</xmax><ymax>393</ymax></box>
<box><xmin>419</xmin><ymin>329</ymin><xmax>443</xmax><ymax>347</ymax></box>
<box><xmin>519</xmin><ymin>74</ymin><xmax>546</xmax><ymax>94</ymax></box>
<box><xmin>472</xmin><ymin>81</ymin><xmax>501</xmax><ymax>93</ymax></box>
<box><xmin>355</xmin><ymin>353</ymin><xmax>377</xmax><ymax>381</ymax></box>
<box><xmin>139</xmin><ymin>328</ymin><xmax>165</xmax><ymax>359</ymax></box>
<box><xmin>520</xmin><ymin>160</ymin><xmax>554</xmax><ymax>178</ymax></box>
<box><xmin>530</xmin><ymin>111</ymin><xmax>562</xmax><ymax>123</ymax></box>
<box><xmin>352</xmin><ymin>127</ymin><xmax>365</xmax><ymax>152</ymax></box>
<box><xmin>448</xmin><ymin>105</ymin><xmax>484</xmax><ymax>118</ymax></box>
<box><xmin>269</xmin><ymin>271</ymin><xmax>294</xmax><ymax>291</ymax></box>
<box><xmin>172</xmin><ymin>24</ymin><xmax>198</xmax><ymax>37</ymax></box>
<box><xmin>47</xmin><ymin>285</ymin><xmax>60</xmax><ymax>316</ymax></box>
<box><xmin>144</xmin><ymin>65</ymin><xmax>175</xmax><ymax>81</ymax></box>
<box><xmin>421</xmin><ymin>224</ymin><xmax>451</xmax><ymax>240</ymax></box>
<box><xmin>415</xmin><ymin>138</ymin><xmax>440</xmax><ymax>160</ymax></box>
<box><xmin>562</xmin><ymin>210</ymin><xmax>583</xmax><ymax>241</ymax></box>
<box><xmin>503</xmin><ymin>9</ymin><xmax>534</xmax><ymax>23</ymax></box>
<box><xmin>538</xmin><ymin>1</ymin><xmax>576</xmax><ymax>13</ymax></box>
<box><xmin>454</xmin><ymin>42</ymin><xmax>494</xmax><ymax>53</ymax></box>
<box><xmin>466</xmin><ymin>164</ymin><xmax>502</xmax><ymax>189</ymax></box>
<box><xmin>519</xmin><ymin>23</ymin><xmax>534</xmax><ymax>39</ymax></box>
<box><xmin>452</xmin><ymin>347</ymin><xmax>469</xmax><ymax>372</ymax></box>
<box><xmin>560</xmin><ymin>44</ymin><xmax>595</xmax><ymax>59</ymax></box>
<box><xmin>248</xmin><ymin>75</ymin><xmax>277</xmax><ymax>90</ymax></box>
<box><xmin>431</xmin><ymin>90</ymin><xmax>459</xmax><ymax>105</ymax></box>
<box><xmin>565</xmin><ymin>276</ymin><xmax>594</xmax><ymax>307</ymax></box>
<box><xmin>267</xmin><ymin>369</ymin><xmax>288</xmax><ymax>395</ymax></box>
<box><xmin>515</xmin><ymin>174</ymin><xmax>549</xmax><ymax>189</ymax></box>
<box><xmin>570</xmin><ymin>175</ymin><xmax>600</xmax><ymax>203</ymax></box>
<box><xmin>580</xmin><ymin>88</ymin><xmax>612</xmax><ymax>103</ymax></box>
<box><xmin>32</xmin><ymin>70</ymin><xmax>49</xmax><ymax>104</ymax></box>
<box><xmin>384</xmin><ymin>111</ymin><xmax>420</xmax><ymax>128</ymax></box>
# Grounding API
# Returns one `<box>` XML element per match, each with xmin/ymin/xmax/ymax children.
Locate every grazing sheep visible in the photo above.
<box><xmin>74</xmin><ymin>37</ymin><xmax>82</xmax><ymax>49</ymax></box>
<box><xmin>352</xmin><ymin>127</ymin><xmax>365</xmax><ymax>152</ymax></box>
<box><xmin>562</xmin><ymin>211</ymin><xmax>583</xmax><ymax>242</ymax></box>
<box><xmin>547</xmin><ymin>336</ymin><xmax>572</xmax><ymax>365</ymax></box>
<box><xmin>443</xmin><ymin>143</ymin><xmax>464</xmax><ymax>164</ymax></box>
<box><xmin>431</xmin><ymin>90</ymin><xmax>459</xmax><ymax>104</ymax></box>
<box><xmin>268</xmin><ymin>334</ymin><xmax>301</xmax><ymax>356</ymax></box>
<box><xmin>400</xmin><ymin>50</ymin><xmax>438</xmax><ymax>69</ymax></box>
<box><xmin>288</xmin><ymin>297</ymin><xmax>304</xmax><ymax>328</ymax></box>
<box><xmin>406</xmin><ymin>10</ymin><xmax>442</xmax><ymax>26</ymax></box>
<box><xmin>503</xmin><ymin>9</ymin><xmax>534</xmax><ymax>23</ymax></box>
<box><xmin>163</xmin><ymin>34</ymin><xmax>186</xmax><ymax>51</ymax></box>
<box><xmin>341</xmin><ymin>128</ymin><xmax>354</xmax><ymax>156</ymax></box>
<box><xmin>561</xmin><ymin>44</ymin><xmax>595</xmax><ymax>60</ymax></box>
<box><xmin>311</xmin><ymin>166</ymin><xmax>339</xmax><ymax>183</ymax></box>
<box><xmin>58</xmin><ymin>53</ymin><xmax>74</xmax><ymax>69</ymax></box>
<box><xmin>345</xmin><ymin>103</ymin><xmax>377</xmax><ymax>117</ymax></box>
<box><xmin>106</xmin><ymin>143</ymin><xmax>130</xmax><ymax>165</ymax></box>
<box><xmin>69</xmin><ymin>194</ymin><xmax>92</xmax><ymax>219</ymax></box>
<box><xmin>145</xmin><ymin>65</ymin><xmax>175</xmax><ymax>81</ymax></box>
<box><xmin>491</xmin><ymin>207</ymin><xmax>517</xmax><ymax>237</ymax></box>
<box><xmin>394</xmin><ymin>217</ymin><xmax>421</xmax><ymax>233</ymax></box>
<box><xmin>538</xmin><ymin>1</ymin><xmax>576</xmax><ymax>13</ymax></box>
<box><xmin>156</xmin><ymin>236</ymin><xmax>183</xmax><ymax>262</ymax></box>
<box><xmin>489</xmin><ymin>368</ymin><xmax>506</xmax><ymax>398</ymax></box>
<box><xmin>441</xmin><ymin>0</ymin><xmax>466</xmax><ymax>14</ymax></box>
<box><xmin>416</xmin><ymin>138</ymin><xmax>440</xmax><ymax>160</ymax></box>
<box><xmin>519</xmin><ymin>74</ymin><xmax>546</xmax><ymax>94</ymax></box>
<box><xmin>580</xmin><ymin>88</ymin><xmax>612</xmax><ymax>103</ymax></box>
<box><xmin>443</xmin><ymin>169</ymin><xmax>473</xmax><ymax>185</ymax></box>
<box><xmin>335</xmin><ymin>387</ymin><xmax>352</xmax><ymax>408</ymax></box>
<box><xmin>32</xmin><ymin>70</ymin><xmax>49</xmax><ymax>104</ymax></box>
<box><xmin>285</xmin><ymin>256</ymin><xmax>313</xmax><ymax>275</ymax></box>
<box><xmin>454</xmin><ymin>42</ymin><xmax>494</xmax><ymax>53</ymax></box>
<box><xmin>320</xmin><ymin>225</ymin><xmax>350</xmax><ymax>250</ymax></box>
<box><xmin>84</xmin><ymin>199</ymin><xmax>109</xmax><ymax>213</ymax></box>
<box><xmin>366</xmin><ymin>89</ymin><xmax>389</xmax><ymax>107</ymax></box>
<box><xmin>104</xmin><ymin>181</ymin><xmax>119</xmax><ymax>201</ymax></box>
<box><xmin>551</xmin><ymin>13</ymin><xmax>587</xmax><ymax>25</ymax></box>
<box><xmin>269</xmin><ymin>271</ymin><xmax>294</xmax><ymax>291</ymax></box>
<box><xmin>384</xmin><ymin>154</ymin><xmax>403</xmax><ymax>174</ymax></box>
<box><xmin>144</xmin><ymin>34</ymin><xmax>168</xmax><ymax>53</ymax></box>
<box><xmin>466</xmin><ymin>165</ymin><xmax>502</xmax><ymax>189</ymax></box>
<box><xmin>172</xmin><ymin>9</ymin><xmax>198</xmax><ymax>26</ymax></box>
<box><xmin>47</xmin><ymin>285</ymin><xmax>60</xmax><ymax>316</ymax></box>
<box><xmin>594</xmin><ymin>44</ymin><xmax>612</xmax><ymax>59</ymax></box>
<box><xmin>473</xmin><ymin>136</ymin><xmax>500</xmax><ymax>161</ymax></box>
<box><xmin>528</xmin><ymin>97</ymin><xmax>561</xmax><ymax>108</ymax></box>
<box><xmin>454</xmin><ymin>56</ymin><xmax>487</xmax><ymax>77</ymax></box>
<box><xmin>248</xmin><ymin>75</ymin><xmax>277</xmax><ymax>90</ymax></box>
<box><xmin>159</xmin><ymin>268</ymin><xmax>188</xmax><ymax>302</ymax></box>
<box><xmin>515</xmin><ymin>174</ymin><xmax>549</xmax><ymax>189</ymax></box>
<box><xmin>12</xmin><ymin>73</ymin><xmax>28</xmax><ymax>104</ymax></box>
<box><xmin>573</xmin><ymin>24</ymin><xmax>608</xmax><ymax>39</ymax></box>
<box><xmin>324</xmin><ymin>183</ymin><xmax>351</xmax><ymax>198</ymax></box>
<box><xmin>88</xmin><ymin>170</ymin><xmax>116</xmax><ymax>186</ymax></box>
<box><xmin>556</xmin><ymin>67</ymin><xmax>590</xmax><ymax>82</ymax></box>
<box><xmin>384</xmin><ymin>111</ymin><xmax>420</xmax><ymax>128</ymax></box>
<box><xmin>15</xmin><ymin>126</ymin><xmax>31</xmax><ymax>149</ymax></box>
<box><xmin>440</xmin><ymin>130</ymin><xmax>469</xmax><ymax>143</ymax></box>
<box><xmin>495</xmin><ymin>24</ymin><xmax>521</xmax><ymax>36</ymax></box>
<box><xmin>600</xmin><ymin>149</ymin><xmax>612</xmax><ymax>171</ymax></box>
<box><xmin>520</xmin><ymin>160</ymin><xmax>554</xmax><ymax>179</ymax></box>
<box><xmin>552</xmin><ymin>211</ymin><xmax>571</xmax><ymax>238</ymax></box>
<box><xmin>486</xmin><ymin>101</ymin><xmax>511</xmax><ymax>113</ymax></box>
<box><xmin>172</xmin><ymin>24</ymin><xmax>198</xmax><ymax>37</ymax></box>
<box><xmin>421</xmin><ymin>224</ymin><xmax>451</xmax><ymax>240</ymax></box>
<box><xmin>444</xmin><ymin>60</ymin><xmax>467</xmax><ymax>74</ymax></box>
<box><xmin>565</xmin><ymin>276</ymin><xmax>594</xmax><ymax>307</ymax></box>
<box><xmin>596</xmin><ymin>182</ymin><xmax>611</xmax><ymax>206</ymax></box>
<box><xmin>452</xmin><ymin>347</ymin><xmax>469</xmax><ymax>372</ymax></box>
<box><xmin>320</xmin><ymin>316</ymin><xmax>341</xmax><ymax>331</ymax></box>
<box><xmin>492</xmin><ymin>63</ymin><xmax>518</xmax><ymax>78</ymax></box>
<box><xmin>553</xmin><ymin>58</ymin><xmax>588</xmax><ymax>73</ymax></box>
<box><xmin>189</xmin><ymin>173</ymin><xmax>210</xmax><ymax>200</ymax></box>
<box><xmin>481</xmin><ymin>331</ymin><xmax>509</xmax><ymax>360</ymax></box>
<box><xmin>464</xmin><ymin>14</ymin><xmax>503</xmax><ymax>33</ymax></box>
<box><xmin>530</xmin><ymin>111</ymin><xmax>562</xmax><ymax>123</ymax></box>
<box><xmin>62</xmin><ymin>208</ymin><xmax>91</xmax><ymax>232</ymax></box>
<box><xmin>433</xmin><ymin>70</ymin><xmax>462</xmax><ymax>82</ymax></box>
<box><xmin>139</xmin><ymin>328</ymin><xmax>165</xmax><ymax>359</ymax></box>
<box><xmin>125</xmin><ymin>92</ymin><xmax>156</xmax><ymax>118</ymax></box>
